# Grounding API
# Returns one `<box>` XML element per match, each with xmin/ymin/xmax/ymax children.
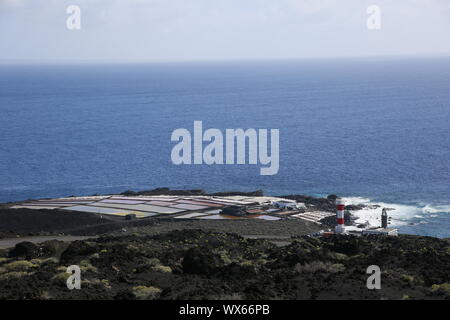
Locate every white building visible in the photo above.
<box><xmin>271</xmin><ymin>200</ymin><xmax>305</xmax><ymax>210</ymax></box>
<box><xmin>362</xmin><ymin>228</ymin><xmax>398</xmax><ymax>236</ymax></box>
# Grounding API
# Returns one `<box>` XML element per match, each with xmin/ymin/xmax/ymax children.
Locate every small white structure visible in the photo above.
<box><xmin>362</xmin><ymin>228</ymin><xmax>398</xmax><ymax>236</ymax></box>
<box><xmin>271</xmin><ymin>200</ymin><xmax>302</xmax><ymax>210</ymax></box>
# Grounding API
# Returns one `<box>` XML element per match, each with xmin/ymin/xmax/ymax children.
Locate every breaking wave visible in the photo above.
<box><xmin>342</xmin><ymin>197</ymin><xmax>450</xmax><ymax>228</ymax></box>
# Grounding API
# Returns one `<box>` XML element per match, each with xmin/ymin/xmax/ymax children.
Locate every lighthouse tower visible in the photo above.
<box><xmin>335</xmin><ymin>198</ymin><xmax>346</xmax><ymax>234</ymax></box>
<box><xmin>381</xmin><ymin>208</ymin><xmax>388</xmax><ymax>228</ymax></box>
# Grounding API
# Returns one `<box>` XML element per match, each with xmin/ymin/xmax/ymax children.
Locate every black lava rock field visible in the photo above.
<box><xmin>0</xmin><ymin>230</ymin><xmax>448</xmax><ymax>300</ymax></box>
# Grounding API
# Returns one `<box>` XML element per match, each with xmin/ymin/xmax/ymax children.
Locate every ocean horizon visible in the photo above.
<box><xmin>0</xmin><ymin>57</ymin><xmax>449</xmax><ymax>237</ymax></box>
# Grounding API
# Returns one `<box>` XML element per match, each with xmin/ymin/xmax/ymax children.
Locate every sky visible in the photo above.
<box><xmin>1</xmin><ymin>0</ymin><xmax>450</xmax><ymax>63</ymax></box>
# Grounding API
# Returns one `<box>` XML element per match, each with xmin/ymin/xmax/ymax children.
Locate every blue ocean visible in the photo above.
<box><xmin>0</xmin><ymin>57</ymin><xmax>449</xmax><ymax>237</ymax></box>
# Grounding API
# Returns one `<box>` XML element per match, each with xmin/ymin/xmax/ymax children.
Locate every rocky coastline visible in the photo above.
<box><xmin>1</xmin><ymin>189</ymin><xmax>448</xmax><ymax>300</ymax></box>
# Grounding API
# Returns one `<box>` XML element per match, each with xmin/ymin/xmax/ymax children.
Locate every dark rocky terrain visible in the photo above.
<box><xmin>280</xmin><ymin>194</ymin><xmax>336</xmax><ymax>212</ymax></box>
<box><xmin>0</xmin><ymin>207</ymin><xmax>322</xmax><ymax>240</ymax></box>
<box><xmin>0</xmin><ymin>207</ymin><xmax>169</xmax><ymax>239</ymax></box>
<box><xmin>0</xmin><ymin>208</ymin><xmax>112</xmax><ymax>239</ymax></box>
<box><xmin>0</xmin><ymin>230</ymin><xmax>448</xmax><ymax>300</ymax></box>
<box><xmin>120</xmin><ymin>188</ymin><xmax>264</xmax><ymax>197</ymax></box>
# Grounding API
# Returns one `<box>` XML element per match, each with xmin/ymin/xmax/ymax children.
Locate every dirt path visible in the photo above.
<box><xmin>0</xmin><ymin>235</ymin><xmax>97</xmax><ymax>249</ymax></box>
<box><xmin>115</xmin><ymin>219</ymin><xmax>322</xmax><ymax>237</ymax></box>
<box><xmin>242</xmin><ymin>235</ymin><xmax>293</xmax><ymax>247</ymax></box>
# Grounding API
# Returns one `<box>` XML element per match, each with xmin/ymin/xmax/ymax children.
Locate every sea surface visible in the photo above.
<box><xmin>0</xmin><ymin>57</ymin><xmax>449</xmax><ymax>237</ymax></box>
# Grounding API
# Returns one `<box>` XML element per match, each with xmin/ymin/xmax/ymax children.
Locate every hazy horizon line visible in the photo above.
<box><xmin>1</xmin><ymin>52</ymin><xmax>450</xmax><ymax>66</ymax></box>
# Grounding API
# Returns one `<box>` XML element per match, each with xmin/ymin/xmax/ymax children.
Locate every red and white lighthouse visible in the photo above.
<box><xmin>335</xmin><ymin>198</ymin><xmax>346</xmax><ymax>234</ymax></box>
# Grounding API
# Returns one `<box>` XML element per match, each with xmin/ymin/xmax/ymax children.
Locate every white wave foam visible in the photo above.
<box><xmin>341</xmin><ymin>196</ymin><xmax>446</xmax><ymax>228</ymax></box>
<box><xmin>421</xmin><ymin>204</ymin><xmax>450</xmax><ymax>214</ymax></box>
